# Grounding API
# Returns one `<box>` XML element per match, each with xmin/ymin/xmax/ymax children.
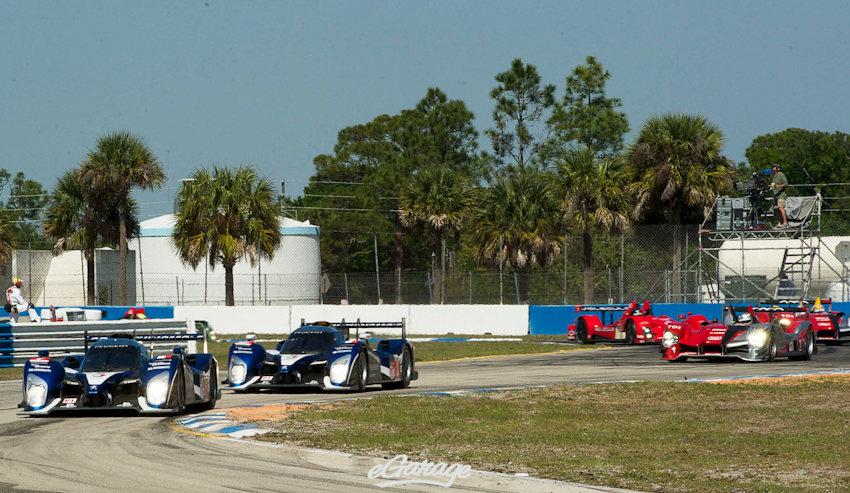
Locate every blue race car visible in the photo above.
<box><xmin>19</xmin><ymin>333</ymin><xmax>219</xmax><ymax>415</ymax></box>
<box><xmin>224</xmin><ymin>320</ymin><xmax>418</xmax><ymax>392</ymax></box>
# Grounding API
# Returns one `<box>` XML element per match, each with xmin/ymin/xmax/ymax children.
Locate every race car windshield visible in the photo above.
<box><xmin>280</xmin><ymin>333</ymin><xmax>336</xmax><ymax>354</ymax></box>
<box><xmin>81</xmin><ymin>346</ymin><xmax>142</xmax><ymax>372</ymax></box>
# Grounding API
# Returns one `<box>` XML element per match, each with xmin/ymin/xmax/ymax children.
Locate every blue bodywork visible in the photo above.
<box><xmin>19</xmin><ymin>335</ymin><xmax>219</xmax><ymax>415</ymax></box>
<box><xmin>223</xmin><ymin>322</ymin><xmax>418</xmax><ymax>392</ymax></box>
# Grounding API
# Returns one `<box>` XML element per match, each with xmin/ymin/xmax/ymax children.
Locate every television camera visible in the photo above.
<box><xmin>733</xmin><ymin>169</ymin><xmax>772</xmax><ymax>229</ymax></box>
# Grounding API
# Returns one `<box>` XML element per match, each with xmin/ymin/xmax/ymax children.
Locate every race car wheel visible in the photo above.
<box><xmin>201</xmin><ymin>363</ymin><xmax>218</xmax><ymax>410</ymax></box>
<box><xmin>766</xmin><ymin>336</ymin><xmax>778</xmax><ymax>362</ymax></box>
<box><xmin>625</xmin><ymin>320</ymin><xmax>637</xmax><ymax>345</ymax></box>
<box><xmin>175</xmin><ymin>368</ymin><xmax>186</xmax><ymax>414</ymax></box>
<box><xmin>791</xmin><ymin>331</ymin><xmax>814</xmax><ymax>361</ymax></box>
<box><xmin>576</xmin><ymin>319</ymin><xmax>593</xmax><ymax>344</ymax></box>
<box><xmin>354</xmin><ymin>352</ymin><xmax>368</xmax><ymax>392</ymax></box>
<box><xmin>382</xmin><ymin>347</ymin><xmax>412</xmax><ymax>390</ymax></box>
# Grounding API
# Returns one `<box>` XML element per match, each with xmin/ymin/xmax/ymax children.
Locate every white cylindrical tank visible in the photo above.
<box><xmin>129</xmin><ymin>214</ymin><xmax>321</xmax><ymax>305</ymax></box>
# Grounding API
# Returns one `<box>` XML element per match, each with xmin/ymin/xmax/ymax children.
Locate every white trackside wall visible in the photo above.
<box><xmin>173</xmin><ymin>304</ymin><xmax>530</xmax><ymax>336</ymax></box>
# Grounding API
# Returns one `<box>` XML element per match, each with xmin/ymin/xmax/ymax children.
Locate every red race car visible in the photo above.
<box><xmin>571</xmin><ymin>301</ymin><xmax>681</xmax><ymax>344</ymax></box>
<box><xmin>779</xmin><ymin>298</ymin><xmax>848</xmax><ymax>344</ymax></box>
<box><xmin>661</xmin><ymin>305</ymin><xmax>816</xmax><ymax>362</ymax></box>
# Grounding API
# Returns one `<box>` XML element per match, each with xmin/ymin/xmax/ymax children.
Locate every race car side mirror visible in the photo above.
<box><xmin>173</xmin><ymin>347</ymin><xmax>186</xmax><ymax>355</ymax></box>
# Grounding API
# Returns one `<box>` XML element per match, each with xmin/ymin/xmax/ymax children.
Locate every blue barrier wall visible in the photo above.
<box><xmin>34</xmin><ymin>306</ymin><xmax>175</xmax><ymax>321</ymax></box>
<box><xmin>529</xmin><ymin>304</ymin><xmax>725</xmax><ymax>335</ymax></box>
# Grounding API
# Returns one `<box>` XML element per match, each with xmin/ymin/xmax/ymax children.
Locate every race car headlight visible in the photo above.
<box><xmin>229</xmin><ymin>362</ymin><xmax>247</xmax><ymax>384</ymax></box>
<box><xmin>329</xmin><ymin>355</ymin><xmax>351</xmax><ymax>384</ymax></box>
<box><xmin>145</xmin><ymin>373</ymin><xmax>170</xmax><ymax>406</ymax></box>
<box><xmin>747</xmin><ymin>329</ymin><xmax>769</xmax><ymax>349</ymax></box>
<box><xmin>25</xmin><ymin>377</ymin><xmax>47</xmax><ymax>408</ymax></box>
<box><xmin>778</xmin><ymin>318</ymin><xmax>791</xmax><ymax>328</ymax></box>
<box><xmin>662</xmin><ymin>330</ymin><xmax>678</xmax><ymax>348</ymax></box>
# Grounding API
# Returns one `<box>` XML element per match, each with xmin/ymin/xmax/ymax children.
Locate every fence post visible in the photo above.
<box><xmin>620</xmin><ymin>231</ymin><xmax>625</xmax><ymax>304</ymax></box>
<box><xmin>499</xmin><ymin>233</ymin><xmax>504</xmax><ymax>305</ymax></box>
<box><xmin>512</xmin><ymin>271</ymin><xmax>519</xmax><ymax>304</ymax></box>
<box><xmin>374</xmin><ymin>233</ymin><xmax>381</xmax><ymax>304</ymax></box>
<box><xmin>563</xmin><ymin>232</ymin><xmax>568</xmax><ymax>305</ymax></box>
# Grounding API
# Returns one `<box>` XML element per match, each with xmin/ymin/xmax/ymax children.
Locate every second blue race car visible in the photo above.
<box><xmin>223</xmin><ymin>320</ymin><xmax>418</xmax><ymax>392</ymax></box>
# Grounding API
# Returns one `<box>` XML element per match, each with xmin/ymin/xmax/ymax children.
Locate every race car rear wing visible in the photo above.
<box><xmin>574</xmin><ymin>304</ymin><xmax>630</xmax><ymax>313</ymax></box>
<box><xmin>759</xmin><ymin>298</ymin><xmax>831</xmax><ymax>306</ymax></box>
<box><xmin>299</xmin><ymin>318</ymin><xmax>407</xmax><ymax>340</ymax></box>
<box><xmin>85</xmin><ymin>330</ymin><xmax>208</xmax><ymax>353</ymax></box>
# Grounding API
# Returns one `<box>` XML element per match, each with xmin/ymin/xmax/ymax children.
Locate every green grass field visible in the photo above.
<box><xmin>256</xmin><ymin>376</ymin><xmax>850</xmax><ymax>492</ymax></box>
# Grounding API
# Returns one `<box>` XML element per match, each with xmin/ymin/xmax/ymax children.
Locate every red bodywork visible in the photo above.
<box><xmin>570</xmin><ymin>301</ymin><xmax>679</xmax><ymax>344</ymax></box>
<box><xmin>662</xmin><ymin>305</ymin><xmax>815</xmax><ymax>362</ymax></box>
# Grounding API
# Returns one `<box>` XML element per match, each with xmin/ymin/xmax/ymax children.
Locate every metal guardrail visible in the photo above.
<box><xmin>0</xmin><ymin>319</ymin><xmax>199</xmax><ymax>368</ymax></box>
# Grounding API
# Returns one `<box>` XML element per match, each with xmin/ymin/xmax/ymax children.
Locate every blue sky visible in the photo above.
<box><xmin>2</xmin><ymin>1</ymin><xmax>849</xmax><ymax>220</ymax></box>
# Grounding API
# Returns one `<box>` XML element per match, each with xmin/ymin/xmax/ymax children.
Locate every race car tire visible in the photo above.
<box><xmin>790</xmin><ymin>331</ymin><xmax>814</xmax><ymax>361</ymax></box>
<box><xmin>625</xmin><ymin>320</ymin><xmax>637</xmax><ymax>345</ymax></box>
<box><xmin>201</xmin><ymin>363</ymin><xmax>218</xmax><ymax>410</ymax></box>
<box><xmin>766</xmin><ymin>336</ymin><xmax>778</xmax><ymax>362</ymax></box>
<box><xmin>382</xmin><ymin>347</ymin><xmax>412</xmax><ymax>390</ymax></box>
<box><xmin>575</xmin><ymin>319</ymin><xmax>593</xmax><ymax>344</ymax></box>
<box><xmin>175</xmin><ymin>368</ymin><xmax>186</xmax><ymax>414</ymax></box>
<box><xmin>354</xmin><ymin>351</ymin><xmax>368</xmax><ymax>392</ymax></box>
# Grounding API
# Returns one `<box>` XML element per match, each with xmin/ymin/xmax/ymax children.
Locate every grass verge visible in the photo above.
<box><xmin>0</xmin><ymin>367</ymin><xmax>22</xmax><ymax>381</ymax></box>
<box><xmin>254</xmin><ymin>375</ymin><xmax>850</xmax><ymax>492</ymax></box>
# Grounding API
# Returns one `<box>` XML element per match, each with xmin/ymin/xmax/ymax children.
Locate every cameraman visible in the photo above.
<box><xmin>771</xmin><ymin>164</ymin><xmax>788</xmax><ymax>228</ymax></box>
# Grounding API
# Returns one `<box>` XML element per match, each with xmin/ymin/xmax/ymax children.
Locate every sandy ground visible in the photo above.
<box><xmin>227</xmin><ymin>403</ymin><xmax>330</xmax><ymax>422</ymax></box>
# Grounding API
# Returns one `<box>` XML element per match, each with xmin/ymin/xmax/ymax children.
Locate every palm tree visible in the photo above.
<box><xmin>43</xmin><ymin>170</ymin><xmax>140</xmax><ymax>305</ymax></box>
<box><xmin>471</xmin><ymin>167</ymin><xmax>562</xmax><ymax>303</ymax></box>
<box><xmin>80</xmin><ymin>132</ymin><xmax>165</xmax><ymax>305</ymax></box>
<box><xmin>172</xmin><ymin>165</ymin><xmax>281</xmax><ymax>306</ymax></box>
<box><xmin>626</xmin><ymin>113</ymin><xmax>733</xmax><ymax>301</ymax></box>
<box><xmin>399</xmin><ymin>166</ymin><xmax>473</xmax><ymax>304</ymax></box>
<box><xmin>552</xmin><ymin>147</ymin><xmax>631</xmax><ymax>303</ymax></box>
<box><xmin>0</xmin><ymin>221</ymin><xmax>15</xmax><ymax>268</ymax></box>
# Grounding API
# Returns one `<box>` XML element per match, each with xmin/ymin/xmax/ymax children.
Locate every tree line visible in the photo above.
<box><xmin>2</xmin><ymin>57</ymin><xmax>850</xmax><ymax>306</ymax></box>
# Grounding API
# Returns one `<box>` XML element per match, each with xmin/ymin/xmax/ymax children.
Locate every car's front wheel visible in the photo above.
<box><xmin>353</xmin><ymin>352</ymin><xmax>368</xmax><ymax>392</ymax></box>
<box><xmin>625</xmin><ymin>320</ymin><xmax>637</xmax><ymax>345</ymax></box>
<box><xmin>766</xmin><ymin>336</ymin><xmax>778</xmax><ymax>362</ymax></box>
<box><xmin>174</xmin><ymin>368</ymin><xmax>186</xmax><ymax>414</ymax></box>
<box><xmin>576</xmin><ymin>319</ymin><xmax>593</xmax><ymax>344</ymax></box>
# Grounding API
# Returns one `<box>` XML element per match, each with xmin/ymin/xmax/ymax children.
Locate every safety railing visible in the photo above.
<box><xmin>0</xmin><ymin>319</ymin><xmax>200</xmax><ymax>368</ymax></box>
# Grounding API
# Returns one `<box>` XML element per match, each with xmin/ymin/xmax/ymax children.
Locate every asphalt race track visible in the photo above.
<box><xmin>1</xmin><ymin>343</ymin><xmax>848</xmax><ymax>492</ymax></box>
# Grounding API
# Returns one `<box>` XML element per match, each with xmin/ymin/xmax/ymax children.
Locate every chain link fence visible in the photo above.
<box><xmin>7</xmin><ymin>209</ymin><xmax>850</xmax><ymax>307</ymax></box>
